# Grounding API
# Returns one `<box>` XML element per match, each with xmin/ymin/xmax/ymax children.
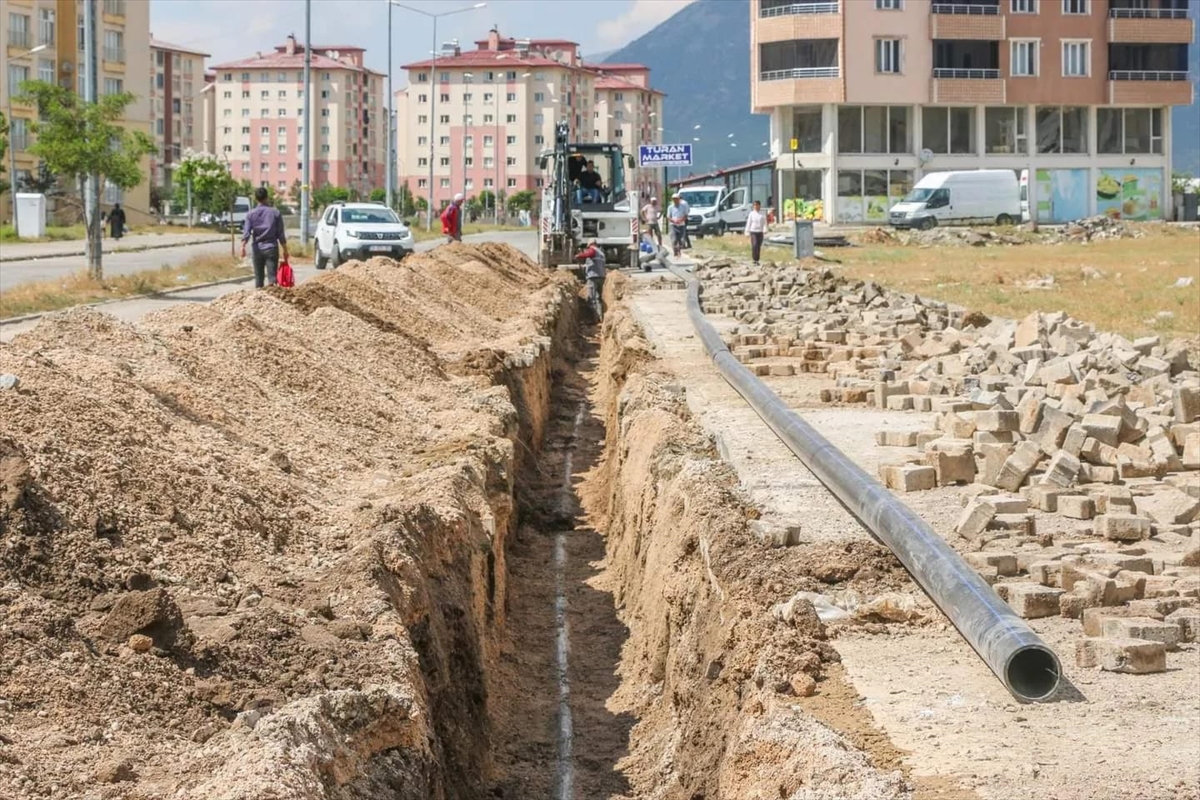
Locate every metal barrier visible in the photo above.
<box><xmin>661</xmin><ymin>257</ymin><xmax>1064</xmax><ymax>703</ymax></box>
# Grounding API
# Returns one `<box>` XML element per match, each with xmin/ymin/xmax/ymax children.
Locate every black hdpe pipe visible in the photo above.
<box><xmin>663</xmin><ymin>260</ymin><xmax>1062</xmax><ymax>703</ymax></box>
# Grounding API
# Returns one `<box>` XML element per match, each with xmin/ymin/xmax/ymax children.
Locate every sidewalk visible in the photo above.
<box><xmin>0</xmin><ymin>231</ymin><xmax>228</xmax><ymax>262</ymax></box>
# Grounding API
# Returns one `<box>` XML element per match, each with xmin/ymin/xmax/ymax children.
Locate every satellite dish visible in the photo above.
<box><xmin>919</xmin><ymin>148</ymin><xmax>934</xmax><ymax>164</ymax></box>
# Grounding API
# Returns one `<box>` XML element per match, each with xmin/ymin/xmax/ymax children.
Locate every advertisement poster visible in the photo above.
<box><xmin>1095</xmin><ymin>168</ymin><xmax>1163</xmax><ymax>221</ymax></box>
<box><xmin>865</xmin><ymin>196</ymin><xmax>889</xmax><ymax>223</ymax></box>
<box><xmin>1035</xmin><ymin>168</ymin><xmax>1089</xmax><ymax>223</ymax></box>
<box><xmin>837</xmin><ymin>197</ymin><xmax>865</xmax><ymax>223</ymax></box>
<box><xmin>784</xmin><ymin>198</ymin><xmax>824</xmax><ymax>222</ymax></box>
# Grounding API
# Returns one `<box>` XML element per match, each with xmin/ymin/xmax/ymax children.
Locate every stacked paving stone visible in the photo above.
<box><xmin>698</xmin><ymin>258</ymin><xmax>1200</xmax><ymax>675</ymax></box>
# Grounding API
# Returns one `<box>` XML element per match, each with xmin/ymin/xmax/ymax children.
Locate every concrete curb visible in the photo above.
<box><xmin>0</xmin><ymin>237</ymin><xmax>228</xmax><ymax>263</ymax></box>
<box><xmin>0</xmin><ymin>272</ymin><xmax>255</xmax><ymax>330</ymax></box>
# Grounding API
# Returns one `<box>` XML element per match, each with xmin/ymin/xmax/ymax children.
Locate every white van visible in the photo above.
<box><xmin>678</xmin><ymin>185</ymin><xmax>753</xmax><ymax>237</ymax></box>
<box><xmin>889</xmin><ymin>170</ymin><xmax>1020</xmax><ymax>230</ymax></box>
<box><xmin>230</xmin><ymin>195</ymin><xmax>252</xmax><ymax>228</ymax></box>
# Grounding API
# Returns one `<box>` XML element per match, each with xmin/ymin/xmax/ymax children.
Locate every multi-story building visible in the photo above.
<box><xmin>399</xmin><ymin>28</ymin><xmax>663</xmax><ymax>212</ymax></box>
<box><xmin>210</xmin><ymin>36</ymin><xmax>386</xmax><ymax>201</ymax></box>
<box><xmin>751</xmin><ymin>0</ymin><xmax>1194</xmax><ymax>224</ymax></box>
<box><xmin>148</xmin><ymin>36</ymin><xmax>209</xmax><ymax>190</ymax></box>
<box><xmin>1</xmin><ymin>0</ymin><xmax>152</xmax><ymax>222</ymax></box>
<box><xmin>200</xmin><ymin>70</ymin><xmax>216</xmax><ymax>154</ymax></box>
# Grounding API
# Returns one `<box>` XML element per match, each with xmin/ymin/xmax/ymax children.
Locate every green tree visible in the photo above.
<box><xmin>311</xmin><ymin>184</ymin><xmax>349</xmax><ymax>210</ymax></box>
<box><xmin>20</xmin><ymin>80</ymin><xmax>154</xmax><ymax>278</ymax></box>
<box><xmin>172</xmin><ymin>149</ymin><xmax>237</xmax><ymax>218</ymax></box>
<box><xmin>369</xmin><ymin>187</ymin><xmax>386</xmax><ymax>204</ymax></box>
<box><xmin>507</xmin><ymin>189</ymin><xmax>536</xmax><ymax>212</ymax></box>
<box><xmin>477</xmin><ymin>189</ymin><xmax>496</xmax><ymax>212</ymax></box>
<box><xmin>0</xmin><ymin>110</ymin><xmax>9</xmax><ymax>199</ymax></box>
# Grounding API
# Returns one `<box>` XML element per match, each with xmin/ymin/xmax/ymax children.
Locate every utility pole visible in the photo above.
<box><xmin>300</xmin><ymin>0</ymin><xmax>312</xmax><ymax>245</ymax></box>
<box><xmin>83</xmin><ymin>0</ymin><xmax>101</xmax><ymax>278</ymax></box>
<box><xmin>386</xmin><ymin>1</ymin><xmax>394</xmax><ymax>211</ymax></box>
<box><xmin>462</xmin><ymin>74</ymin><xmax>470</xmax><ymax>205</ymax></box>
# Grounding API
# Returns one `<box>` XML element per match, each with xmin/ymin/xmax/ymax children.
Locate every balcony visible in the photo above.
<box><xmin>1109</xmin><ymin>1</ymin><xmax>1193</xmax><ymax>44</ymax></box>
<box><xmin>757</xmin><ymin>39</ymin><xmax>842</xmax><ymax>108</ymax></box>
<box><xmin>757</xmin><ymin>1</ymin><xmax>841</xmax><ymax>41</ymax></box>
<box><xmin>932</xmin><ymin>40</ymin><xmax>1003</xmax><ymax>102</ymax></box>
<box><xmin>104</xmin><ymin>47</ymin><xmax>126</xmax><ymax>64</ymax></box>
<box><xmin>1108</xmin><ymin>68</ymin><xmax>1193</xmax><ymax>104</ymax></box>
<box><xmin>930</xmin><ymin>3</ymin><xmax>1003</xmax><ymax>39</ymax></box>
<box><xmin>760</xmin><ymin>0</ymin><xmax>839</xmax><ymax>16</ymax></box>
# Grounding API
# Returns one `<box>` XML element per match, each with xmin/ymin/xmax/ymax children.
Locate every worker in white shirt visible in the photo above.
<box><xmin>744</xmin><ymin>200</ymin><xmax>767</xmax><ymax>267</ymax></box>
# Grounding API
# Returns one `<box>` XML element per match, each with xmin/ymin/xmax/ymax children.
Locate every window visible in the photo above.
<box><xmin>418</xmin><ymin>178</ymin><xmax>428</xmax><ymax>188</ymax></box>
<box><xmin>9</xmin><ymin>118</ymin><xmax>28</xmax><ymax>151</ymax></box>
<box><xmin>483</xmin><ymin>92</ymin><xmax>493</xmax><ymax>102</ymax></box>
<box><xmin>260</xmin><ymin>143</ymin><xmax>270</xmax><ymax>153</ymax></box>
<box><xmin>533</xmin><ymin>113</ymin><xmax>544</xmax><ymax>125</ymax></box>
<box><xmin>418</xmin><ymin>135</ymin><xmax>428</xmax><ymax>145</ymax></box>
<box><xmin>507</xmin><ymin>178</ymin><xmax>517</xmax><ymax>188</ymax></box>
<box><xmin>278</xmin><ymin>162</ymin><xmax>286</xmax><ymax>171</ymax></box>
<box><xmin>484</xmin><ymin>135</ymin><xmax>494</xmax><ymax>147</ymax></box>
<box><xmin>839</xmin><ymin>106</ymin><xmax>909</xmax><ymax>154</ymax></box>
<box><xmin>38</xmin><ymin>8</ymin><xmax>54</xmax><ymax>46</ymax></box>
<box><xmin>8</xmin><ymin>13</ymin><xmax>30</xmax><ymax>48</ymax></box>
<box><xmin>278</xmin><ymin>109</ymin><xmax>287</xmax><ymax>117</ymax></box>
<box><xmin>418</xmin><ymin>115</ymin><xmax>428</xmax><ymax>124</ymax></box>
<box><xmin>260</xmin><ymin>162</ymin><xmax>270</xmax><ymax>172</ymax></box>
<box><xmin>321</xmin><ymin>144</ymin><xmax>330</xmax><ymax>153</ymax></box>
<box><xmin>922</xmin><ymin>107</ymin><xmax>976</xmax><ymax>154</ymax></box>
<box><xmin>418</xmin><ymin>93</ymin><xmax>428</xmax><ymax>103</ymax></box>
<box><xmin>439</xmin><ymin>114</ymin><xmax>450</xmax><ymax>124</ymax></box>
<box><xmin>985</xmin><ymin>107</ymin><xmax>1027</xmax><ymax>153</ymax></box>
<box><xmin>507</xmin><ymin>135</ymin><xmax>517</xmax><ymax>145</ymax></box>
<box><xmin>534</xmin><ymin>91</ymin><xmax>546</xmax><ymax>103</ymax></box>
<box><xmin>440</xmin><ymin>157</ymin><xmax>449</xmax><ymax>166</ymax></box>
<box><xmin>439</xmin><ymin>135</ymin><xmax>450</xmax><ymax>145</ymax></box>
<box><xmin>1011</xmin><ymin>40</ymin><xmax>1038</xmax><ymax>77</ymax></box>
<box><xmin>241</xmin><ymin>72</ymin><xmax>251</xmax><ymax>82</ymax></box>
<box><xmin>321</xmin><ymin>108</ymin><xmax>329</xmax><ymax>117</ymax></box>
<box><xmin>465</xmin><ymin>179</ymin><xmax>474</xmax><ymax>191</ymax></box>
<box><xmin>278</xmin><ymin>126</ymin><xmax>286</xmax><ymax>136</ymax></box>
<box><xmin>507</xmin><ymin>92</ymin><xmax>517</xmax><ymax>102</ymax></box>
<box><xmin>261</xmin><ymin>126</ymin><xmax>270</xmax><ymax>135</ymax></box>
<box><xmin>242</xmin><ymin>90</ymin><xmax>250</xmax><ymax>99</ymax></box>
<box><xmin>875</xmin><ymin>39</ymin><xmax>901</xmax><ymax>74</ymax></box>
<box><xmin>260</xmin><ymin>90</ymin><xmax>269</xmax><ymax>99</ymax></box>
<box><xmin>440</xmin><ymin>93</ymin><xmax>450</xmax><ymax>103</ymax></box>
<box><xmin>321</xmin><ymin>125</ymin><xmax>330</xmax><ymax>134</ymax></box>
<box><xmin>418</xmin><ymin>157</ymin><xmax>428</xmax><ymax>166</ymax></box>
<box><xmin>223</xmin><ymin>90</ymin><xmax>232</xmax><ymax>99</ymax></box>
<box><xmin>261</xmin><ymin>108</ymin><xmax>270</xmax><ymax>117</ymax></box>
<box><xmin>103</xmin><ymin>77</ymin><xmax>124</xmax><ymax>95</ymax></box>
<box><xmin>1035</xmin><ymin>106</ymin><xmax>1087</xmax><ymax>153</ymax></box>
<box><xmin>483</xmin><ymin>114</ymin><xmax>494</xmax><ymax>124</ymax></box>
<box><xmin>103</xmin><ymin>29</ymin><xmax>124</xmax><ymax>63</ymax></box>
<box><xmin>103</xmin><ymin>180</ymin><xmax>123</xmax><ymax>205</ymax></box>
<box><xmin>278</xmin><ymin>90</ymin><xmax>287</xmax><ymax>99</ymax></box>
<box><xmin>1098</xmin><ymin>108</ymin><xmax>1162</xmax><ymax>155</ymax></box>
<box><xmin>1062</xmin><ymin>41</ymin><xmax>1089</xmax><ymax>77</ymax></box>
<box><xmin>876</xmin><ymin>0</ymin><xmax>902</xmax><ymax>8</ymax></box>
<box><xmin>534</xmin><ymin>135</ymin><xmax>545</xmax><ymax>145</ymax></box>
<box><xmin>506</xmin><ymin>114</ymin><xmax>517</xmax><ymax>123</ymax></box>
<box><xmin>1011</xmin><ymin>0</ymin><xmax>1037</xmax><ymax>11</ymax></box>
<box><xmin>440</xmin><ymin>178</ymin><xmax>451</xmax><ymax>188</ymax></box>
<box><xmin>38</xmin><ymin>58</ymin><xmax>55</xmax><ymax>83</ymax></box>
<box><xmin>1062</xmin><ymin>0</ymin><xmax>1087</xmax><ymax>13</ymax></box>
<box><xmin>507</xmin><ymin>156</ymin><xmax>517</xmax><ymax>166</ymax></box>
<box><xmin>438</xmin><ymin>71</ymin><xmax>449</xmax><ymax>82</ymax></box>
<box><xmin>463</xmin><ymin>93</ymin><xmax>473</xmax><ymax>102</ymax></box>
<box><xmin>484</xmin><ymin>178</ymin><xmax>494</xmax><ymax>188</ymax></box>
<box><xmin>506</xmin><ymin>71</ymin><xmax>517</xmax><ymax>81</ymax></box>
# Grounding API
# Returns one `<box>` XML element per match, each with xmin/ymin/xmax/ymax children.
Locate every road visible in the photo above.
<box><xmin>1</xmin><ymin>231</ymin><xmax>538</xmax><ymax>343</ymax></box>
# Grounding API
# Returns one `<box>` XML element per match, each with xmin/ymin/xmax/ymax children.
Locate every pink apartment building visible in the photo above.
<box><xmin>210</xmin><ymin>36</ymin><xmax>386</xmax><ymax>199</ymax></box>
<box><xmin>398</xmin><ymin>29</ymin><xmax>664</xmax><ymax>212</ymax></box>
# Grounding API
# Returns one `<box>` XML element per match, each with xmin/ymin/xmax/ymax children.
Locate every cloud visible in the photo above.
<box><xmin>594</xmin><ymin>0</ymin><xmax>696</xmax><ymax>50</ymax></box>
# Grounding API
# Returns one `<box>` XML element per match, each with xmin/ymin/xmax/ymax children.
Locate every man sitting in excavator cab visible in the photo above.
<box><xmin>576</xmin><ymin>160</ymin><xmax>606</xmax><ymax>205</ymax></box>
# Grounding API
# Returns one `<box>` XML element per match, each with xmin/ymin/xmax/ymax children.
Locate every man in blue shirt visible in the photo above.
<box><xmin>240</xmin><ymin>187</ymin><xmax>289</xmax><ymax>288</ymax></box>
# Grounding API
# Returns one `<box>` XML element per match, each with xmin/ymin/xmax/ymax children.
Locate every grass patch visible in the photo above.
<box><xmin>0</xmin><ymin>224</ymin><xmax>89</xmax><ymax>243</ymax></box>
<box><xmin>0</xmin><ymin>253</ymin><xmax>250</xmax><ymax>319</ymax></box>
<box><xmin>694</xmin><ymin>227</ymin><xmax>1200</xmax><ymax>341</ymax></box>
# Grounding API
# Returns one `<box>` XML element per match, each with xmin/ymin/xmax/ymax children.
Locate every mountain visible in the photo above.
<box><xmin>603</xmin><ymin>0</ymin><xmax>766</xmax><ymax>172</ymax></box>
<box><xmin>1170</xmin><ymin>2</ymin><xmax>1200</xmax><ymax>177</ymax></box>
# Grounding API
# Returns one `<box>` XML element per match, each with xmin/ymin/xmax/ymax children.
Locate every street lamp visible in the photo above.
<box><xmin>390</xmin><ymin>1</ymin><xmax>487</xmax><ymax>231</ymax></box>
<box><xmin>6</xmin><ymin>43</ymin><xmax>49</xmax><ymax>237</ymax></box>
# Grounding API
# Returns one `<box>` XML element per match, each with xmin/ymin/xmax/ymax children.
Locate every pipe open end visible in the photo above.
<box><xmin>1006</xmin><ymin>645</ymin><xmax>1062</xmax><ymax>702</ymax></box>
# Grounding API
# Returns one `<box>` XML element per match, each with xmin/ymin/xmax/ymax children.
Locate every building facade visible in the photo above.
<box><xmin>210</xmin><ymin>36</ymin><xmax>386</xmax><ymax>201</ymax></box>
<box><xmin>399</xmin><ymin>29</ymin><xmax>663</xmax><ymax>212</ymax></box>
<box><xmin>148</xmin><ymin>36</ymin><xmax>209</xmax><ymax>191</ymax></box>
<box><xmin>751</xmin><ymin>0</ymin><xmax>1194</xmax><ymax>223</ymax></box>
<box><xmin>2</xmin><ymin>0</ymin><xmax>152</xmax><ymax>222</ymax></box>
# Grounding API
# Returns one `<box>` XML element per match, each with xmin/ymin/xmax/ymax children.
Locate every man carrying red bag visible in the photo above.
<box><xmin>240</xmin><ymin>187</ymin><xmax>290</xmax><ymax>289</ymax></box>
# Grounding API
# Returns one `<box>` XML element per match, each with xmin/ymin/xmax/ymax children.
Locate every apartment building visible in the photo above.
<box><xmin>210</xmin><ymin>36</ymin><xmax>386</xmax><ymax>201</ymax></box>
<box><xmin>399</xmin><ymin>29</ymin><xmax>663</xmax><ymax>212</ymax></box>
<box><xmin>1</xmin><ymin>0</ymin><xmax>152</xmax><ymax>222</ymax></box>
<box><xmin>751</xmin><ymin>0</ymin><xmax>1194</xmax><ymax>224</ymax></box>
<box><xmin>148</xmin><ymin>36</ymin><xmax>209</xmax><ymax>190</ymax></box>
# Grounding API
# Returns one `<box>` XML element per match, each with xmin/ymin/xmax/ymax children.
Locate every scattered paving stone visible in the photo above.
<box><xmin>1075</xmin><ymin>637</ymin><xmax>1167</xmax><ymax>673</ymax></box>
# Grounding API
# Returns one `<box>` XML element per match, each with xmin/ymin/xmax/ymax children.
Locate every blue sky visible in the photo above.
<box><xmin>150</xmin><ymin>0</ymin><xmax>694</xmax><ymax>79</ymax></box>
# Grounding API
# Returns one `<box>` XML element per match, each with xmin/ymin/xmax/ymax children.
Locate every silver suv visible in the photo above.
<box><xmin>314</xmin><ymin>202</ymin><xmax>416</xmax><ymax>268</ymax></box>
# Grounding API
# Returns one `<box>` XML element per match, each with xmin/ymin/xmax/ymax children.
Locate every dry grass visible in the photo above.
<box><xmin>1</xmin><ymin>224</ymin><xmax>221</xmax><ymax>243</ymax></box>
<box><xmin>0</xmin><ymin>253</ymin><xmax>249</xmax><ymax>319</ymax></box>
<box><xmin>410</xmin><ymin>222</ymin><xmax>527</xmax><ymax>242</ymax></box>
<box><xmin>695</xmin><ymin>227</ymin><xmax>1200</xmax><ymax>340</ymax></box>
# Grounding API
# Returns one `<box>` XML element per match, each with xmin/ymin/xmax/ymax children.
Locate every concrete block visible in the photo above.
<box><xmin>1170</xmin><ymin>421</ymin><xmax>1200</xmax><ymax>449</ymax></box>
<box><xmin>974</xmin><ymin>430</ymin><xmax>1016</xmax><ymax>446</ymax></box>
<box><xmin>1082</xmin><ymin>605</ymin><xmax>1164</xmax><ymax>636</ymax></box>
<box><xmin>1136</xmin><ymin>487</ymin><xmax>1200</xmax><ymax>525</ymax></box>
<box><xmin>989</xmin><ymin>496</ymin><xmax>1030</xmax><ymax>514</ymax></box>
<box><xmin>1080</xmin><ymin>437</ymin><xmax>1119</xmax><ymax>467</ymax></box>
<box><xmin>876</xmin><ymin>430</ymin><xmax>919</xmax><ymax>447</ymax></box>
<box><xmin>1028</xmin><ymin>560</ymin><xmax>1064</xmax><ymax>587</ymax></box>
<box><xmin>1041</xmin><ymin>450</ymin><xmax>1082</xmax><ymax>488</ymax></box>
<box><xmin>956</xmin><ymin>500</ymin><xmax>997</xmax><ymax>540</ymax></box>
<box><xmin>993</xmin><ymin>513</ymin><xmax>1036</xmax><ymax>536</ymax></box>
<box><xmin>884</xmin><ymin>464</ymin><xmax>936</xmax><ymax>493</ymax></box>
<box><xmin>1060</xmin><ymin>591</ymin><xmax>1098</xmax><ymax>619</ymax></box>
<box><xmin>927</xmin><ymin>448</ymin><xmax>975</xmax><ymax>486</ymax></box>
<box><xmin>940</xmin><ymin>412</ymin><xmax>976</xmax><ymax>439</ymax></box>
<box><xmin>1166</xmin><ymin>607</ymin><xmax>1200</xmax><ymax>643</ymax></box>
<box><xmin>1075</xmin><ymin>637</ymin><xmax>1167</xmax><ymax>673</ymax></box>
<box><xmin>1027</xmin><ymin>485</ymin><xmax>1070</xmax><ymax>512</ymax></box>
<box><xmin>1005</xmin><ymin>583</ymin><xmax>1065</xmax><ymax>618</ymax></box>
<box><xmin>886</xmin><ymin>394</ymin><xmax>915</xmax><ymax>411</ymax></box>
<box><xmin>1082</xmin><ymin>464</ymin><xmax>1119</xmax><ymax>484</ymax></box>
<box><xmin>1095</xmin><ymin>513</ymin><xmax>1153</xmax><ymax>542</ymax></box>
<box><xmin>976</xmin><ymin>409</ymin><xmax>1019</xmax><ymax>433</ymax></box>
<box><xmin>1058</xmin><ymin>495</ymin><xmax>1095</xmax><ymax>520</ymax></box>
<box><xmin>1031</xmin><ymin>405</ymin><xmax>1076</xmax><ymax>455</ymax></box>
<box><xmin>1128</xmin><ymin>597</ymin><xmax>1196</xmax><ymax>617</ymax></box>
<box><xmin>1094</xmin><ymin>487</ymin><xmax>1134</xmax><ymax>515</ymax></box>
<box><xmin>1184</xmin><ymin>434</ymin><xmax>1200</xmax><ymax>470</ymax></box>
<box><xmin>1062</xmin><ymin>424</ymin><xmax>1088</xmax><ymax>458</ymax></box>
<box><xmin>1100</xmin><ymin>616</ymin><xmax>1183</xmax><ymax>650</ymax></box>
<box><xmin>1017</xmin><ymin>388</ymin><xmax>1047</xmax><ymax>434</ymax></box>
<box><xmin>1015</xmin><ymin>312</ymin><xmax>1043</xmax><ymax>348</ymax></box>
<box><xmin>965</xmin><ymin>551</ymin><xmax>1018</xmax><ymax>577</ymax></box>
<box><xmin>1081</xmin><ymin>413</ymin><xmax>1123</xmax><ymax>447</ymax></box>
<box><xmin>994</xmin><ymin>441</ymin><xmax>1043</xmax><ymax>492</ymax></box>
<box><xmin>977</xmin><ymin>442</ymin><xmax>1015</xmax><ymax>487</ymax></box>
<box><xmin>1174</xmin><ymin>386</ymin><xmax>1200</xmax><ymax>424</ymax></box>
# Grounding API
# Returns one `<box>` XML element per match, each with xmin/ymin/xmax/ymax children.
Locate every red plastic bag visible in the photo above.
<box><xmin>276</xmin><ymin>259</ymin><xmax>295</xmax><ymax>288</ymax></box>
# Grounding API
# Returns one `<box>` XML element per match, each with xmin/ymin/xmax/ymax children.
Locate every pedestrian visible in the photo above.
<box><xmin>667</xmin><ymin>193</ymin><xmax>689</xmax><ymax>257</ymax></box>
<box><xmin>745</xmin><ymin>199</ymin><xmax>767</xmax><ymax>267</ymax></box>
<box><xmin>441</xmin><ymin>193</ymin><xmax>464</xmax><ymax>243</ymax></box>
<box><xmin>641</xmin><ymin>196</ymin><xmax>662</xmax><ymax>249</ymax></box>
<box><xmin>108</xmin><ymin>203</ymin><xmax>126</xmax><ymax>241</ymax></box>
<box><xmin>573</xmin><ymin>238</ymin><xmax>606</xmax><ymax>321</ymax></box>
<box><xmin>240</xmin><ymin>186</ymin><xmax>289</xmax><ymax>289</ymax></box>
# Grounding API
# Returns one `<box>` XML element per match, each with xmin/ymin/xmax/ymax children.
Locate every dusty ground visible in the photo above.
<box><xmin>626</xmin><ymin>273</ymin><xmax>1200</xmax><ymax>800</ymax></box>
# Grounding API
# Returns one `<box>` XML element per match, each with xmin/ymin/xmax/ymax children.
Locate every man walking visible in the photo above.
<box><xmin>240</xmin><ymin>187</ymin><xmax>289</xmax><ymax>289</ymax></box>
<box><xmin>441</xmin><ymin>193</ymin><xmax>464</xmax><ymax>243</ymax></box>
<box><xmin>666</xmin><ymin>193</ymin><xmax>689</xmax><ymax>258</ymax></box>
<box><xmin>744</xmin><ymin>199</ymin><xmax>767</xmax><ymax>267</ymax></box>
<box><xmin>641</xmin><ymin>196</ymin><xmax>662</xmax><ymax>249</ymax></box>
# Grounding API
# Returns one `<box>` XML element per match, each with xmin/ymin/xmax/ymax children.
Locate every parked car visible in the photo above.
<box><xmin>678</xmin><ymin>185</ymin><xmax>754</xmax><ymax>237</ymax></box>
<box><xmin>889</xmin><ymin>170</ymin><xmax>1020</xmax><ymax>230</ymax></box>
<box><xmin>230</xmin><ymin>196</ymin><xmax>251</xmax><ymax>229</ymax></box>
<box><xmin>314</xmin><ymin>202</ymin><xmax>415</xmax><ymax>268</ymax></box>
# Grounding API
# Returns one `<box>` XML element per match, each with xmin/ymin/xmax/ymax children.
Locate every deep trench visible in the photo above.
<box><xmin>487</xmin><ymin>329</ymin><xmax>634</xmax><ymax>797</ymax></box>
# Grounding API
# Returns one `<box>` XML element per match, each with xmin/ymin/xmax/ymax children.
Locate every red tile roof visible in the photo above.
<box><xmin>589</xmin><ymin>63</ymin><xmax>647</xmax><ymax>72</ymax></box>
<box><xmin>211</xmin><ymin>52</ymin><xmax>383</xmax><ymax>77</ymax></box>
<box><xmin>149</xmin><ymin>38</ymin><xmax>210</xmax><ymax>58</ymax></box>
<box><xmin>401</xmin><ymin>50</ymin><xmax>564</xmax><ymax>70</ymax></box>
<box><xmin>475</xmin><ymin>37</ymin><xmax>579</xmax><ymax>48</ymax></box>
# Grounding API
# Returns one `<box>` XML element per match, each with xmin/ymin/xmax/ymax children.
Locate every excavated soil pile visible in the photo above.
<box><xmin>0</xmin><ymin>243</ymin><xmax>574</xmax><ymax>800</ymax></box>
<box><xmin>583</xmin><ymin>290</ymin><xmax>916</xmax><ymax>800</ymax></box>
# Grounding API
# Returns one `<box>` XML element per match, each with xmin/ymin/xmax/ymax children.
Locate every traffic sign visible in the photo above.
<box><xmin>638</xmin><ymin>144</ymin><xmax>692</xmax><ymax>168</ymax></box>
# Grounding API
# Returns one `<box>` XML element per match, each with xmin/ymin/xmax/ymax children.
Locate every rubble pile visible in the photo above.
<box><xmin>851</xmin><ymin>215</ymin><xmax>1152</xmax><ymax>248</ymax></box>
<box><xmin>696</xmin><ymin>257</ymin><xmax>1200</xmax><ymax>674</ymax></box>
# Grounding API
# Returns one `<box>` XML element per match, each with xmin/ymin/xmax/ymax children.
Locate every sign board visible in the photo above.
<box><xmin>790</xmin><ymin>138</ymin><xmax>798</xmax><ymax>151</ymax></box>
<box><xmin>638</xmin><ymin>144</ymin><xmax>692</xmax><ymax>168</ymax></box>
